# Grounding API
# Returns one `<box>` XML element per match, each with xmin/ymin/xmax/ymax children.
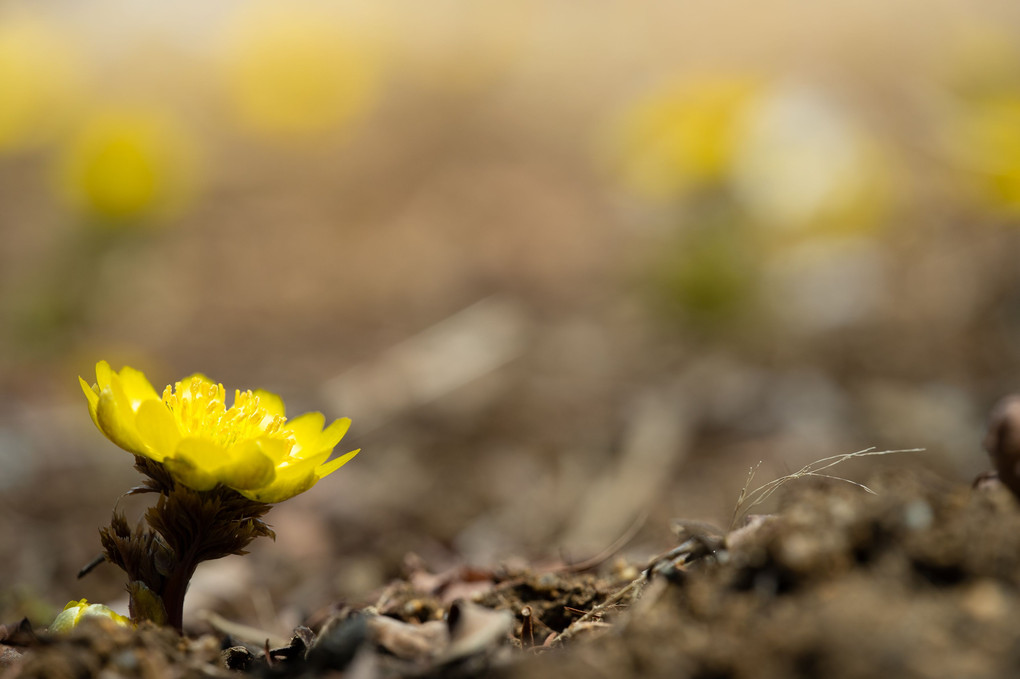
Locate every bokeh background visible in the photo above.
<box><xmin>4</xmin><ymin>0</ymin><xmax>1020</xmax><ymax>636</ymax></box>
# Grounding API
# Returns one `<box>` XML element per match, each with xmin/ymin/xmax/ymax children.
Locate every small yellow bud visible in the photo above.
<box><xmin>50</xmin><ymin>599</ymin><xmax>132</xmax><ymax>633</ymax></box>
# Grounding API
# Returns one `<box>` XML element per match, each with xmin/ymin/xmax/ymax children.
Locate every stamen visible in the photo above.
<box><xmin>161</xmin><ymin>377</ymin><xmax>296</xmax><ymax>452</ymax></box>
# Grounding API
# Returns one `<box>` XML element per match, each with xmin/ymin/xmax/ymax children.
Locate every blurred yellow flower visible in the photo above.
<box><xmin>612</xmin><ymin>76</ymin><xmax>760</xmax><ymax>199</ymax></box>
<box><xmin>50</xmin><ymin>599</ymin><xmax>131</xmax><ymax>633</ymax></box>
<box><xmin>954</xmin><ymin>92</ymin><xmax>1020</xmax><ymax>212</ymax></box>
<box><xmin>0</xmin><ymin>13</ymin><xmax>81</xmax><ymax>153</ymax></box>
<box><xmin>80</xmin><ymin>361</ymin><xmax>359</xmax><ymax>503</ymax></box>
<box><xmin>223</xmin><ymin>3</ymin><xmax>380</xmax><ymax>140</ymax></box>
<box><xmin>56</xmin><ymin>108</ymin><xmax>198</xmax><ymax>225</ymax></box>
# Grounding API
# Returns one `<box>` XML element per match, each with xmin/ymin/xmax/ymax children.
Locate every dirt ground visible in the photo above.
<box><xmin>8</xmin><ymin>466</ymin><xmax>1020</xmax><ymax>679</ymax></box>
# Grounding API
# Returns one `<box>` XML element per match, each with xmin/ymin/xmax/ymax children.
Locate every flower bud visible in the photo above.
<box><xmin>50</xmin><ymin>599</ymin><xmax>132</xmax><ymax>633</ymax></box>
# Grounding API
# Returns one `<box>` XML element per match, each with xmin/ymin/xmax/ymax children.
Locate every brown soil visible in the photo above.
<box><xmin>513</xmin><ymin>473</ymin><xmax>1020</xmax><ymax>679</ymax></box>
<box><xmin>8</xmin><ymin>470</ymin><xmax>1020</xmax><ymax>679</ymax></box>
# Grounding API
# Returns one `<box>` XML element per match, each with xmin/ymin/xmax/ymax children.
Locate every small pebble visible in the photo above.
<box><xmin>903</xmin><ymin>500</ymin><xmax>933</xmax><ymax>531</ymax></box>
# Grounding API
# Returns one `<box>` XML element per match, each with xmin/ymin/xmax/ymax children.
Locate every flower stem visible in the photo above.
<box><xmin>159</xmin><ymin>523</ymin><xmax>205</xmax><ymax>634</ymax></box>
<box><xmin>161</xmin><ymin>555</ymin><xmax>199</xmax><ymax>633</ymax></box>
<box><xmin>101</xmin><ymin>480</ymin><xmax>275</xmax><ymax>633</ymax></box>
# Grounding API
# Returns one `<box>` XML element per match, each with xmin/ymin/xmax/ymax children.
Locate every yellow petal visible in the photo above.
<box><xmin>134</xmin><ymin>399</ymin><xmax>180</xmax><ymax>461</ymax></box>
<box><xmin>79</xmin><ymin>376</ymin><xmax>100</xmax><ymax>428</ymax></box>
<box><xmin>95</xmin><ymin>360</ymin><xmax>112</xmax><ymax>389</ymax></box>
<box><xmin>239</xmin><ymin>455</ymin><xmax>320</xmax><ymax>503</ymax></box>
<box><xmin>316</xmin><ymin>417</ymin><xmax>351</xmax><ymax>452</ymax></box>
<box><xmin>50</xmin><ymin>602</ymin><xmax>86</xmax><ymax>633</ymax></box>
<box><xmin>162</xmin><ymin>457</ymin><xmax>215</xmax><ymax>491</ymax></box>
<box><xmin>283</xmin><ymin>449</ymin><xmax>331</xmax><ymax>475</ymax></box>
<box><xmin>219</xmin><ymin>439</ymin><xmax>276</xmax><ymax>490</ymax></box>
<box><xmin>240</xmin><ymin>477</ymin><xmax>314</xmax><ymax>503</ymax></box>
<box><xmin>81</xmin><ymin>603</ymin><xmax>131</xmax><ymax>627</ymax></box>
<box><xmin>316</xmin><ymin>448</ymin><xmax>360</xmax><ymax>479</ymax></box>
<box><xmin>115</xmin><ymin>366</ymin><xmax>161</xmax><ymax>409</ymax></box>
<box><xmin>96</xmin><ymin>387</ymin><xmax>147</xmax><ymax>455</ymax></box>
<box><xmin>163</xmin><ymin>437</ymin><xmax>223</xmax><ymax>490</ymax></box>
<box><xmin>243</xmin><ymin>435</ymin><xmax>290</xmax><ymax>464</ymax></box>
<box><xmin>286</xmin><ymin>418</ymin><xmax>349</xmax><ymax>463</ymax></box>
<box><xmin>50</xmin><ymin>599</ymin><xmax>131</xmax><ymax>633</ymax></box>
<box><xmin>253</xmin><ymin>389</ymin><xmax>285</xmax><ymax>417</ymax></box>
<box><xmin>286</xmin><ymin>411</ymin><xmax>326</xmax><ymax>445</ymax></box>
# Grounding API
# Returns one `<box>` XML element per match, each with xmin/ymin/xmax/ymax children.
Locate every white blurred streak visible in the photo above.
<box><xmin>732</xmin><ymin>84</ymin><xmax>875</xmax><ymax>228</ymax></box>
<box><xmin>562</xmin><ymin>387</ymin><xmax>692</xmax><ymax>555</ymax></box>
<box><xmin>321</xmin><ymin>297</ymin><xmax>531</xmax><ymax>430</ymax></box>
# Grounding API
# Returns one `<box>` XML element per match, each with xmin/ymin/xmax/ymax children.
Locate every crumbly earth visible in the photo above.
<box><xmin>510</xmin><ymin>472</ymin><xmax>1020</xmax><ymax>679</ymax></box>
<box><xmin>7</xmin><ymin>471</ymin><xmax>1020</xmax><ymax>679</ymax></box>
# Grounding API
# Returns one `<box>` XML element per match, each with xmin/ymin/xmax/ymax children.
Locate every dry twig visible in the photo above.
<box><xmin>560</xmin><ymin>509</ymin><xmax>649</xmax><ymax>573</ymax></box>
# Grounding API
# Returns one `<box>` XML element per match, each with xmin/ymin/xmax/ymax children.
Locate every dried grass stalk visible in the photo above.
<box><xmin>730</xmin><ymin>447</ymin><xmax>924</xmax><ymax>529</ymax></box>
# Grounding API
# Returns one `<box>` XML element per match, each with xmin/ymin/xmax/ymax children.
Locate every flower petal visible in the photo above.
<box><xmin>50</xmin><ymin>599</ymin><xmax>131</xmax><ymax>633</ymax></box>
<box><xmin>50</xmin><ymin>600</ymin><xmax>87</xmax><ymax>633</ymax></box>
<box><xmin>95</xmin><ymin>360</ymin><xmax>113</xmax><ymax>389</ymax></box>
<box><xmin>290</xmin><ymin>448</ymin><xmax>332</xmax><ymax>470</ymax></box>
<box><xmin>239</xmin><ymin>455</ymin><xmax>320</xmax><ymax>503</ymax></box>
<box><xmin>134</xmin><ymin>400</ymin><xmax>180</xmax><ymax>462</ymax></box>
<box><xmin>220</xmin><ymin>439</ymin><xmax>277</xmax><ymax>490</ymax></box>
<box><xmin>316</xmin><ymin>448</ymin><xmax>360</xmax><ymax>479</ymax></box>
<box><xmin>79</xmin><ymin>376</ymin><xmax>100</xmax><ymax>428</ymax></box>
<box><xmin>95</xmin><ymin>386</ymin><xmax>147</xmax><ymax>455</ymax></box>
<box><xmin>163</xmin><ymin>438</ymin><xmax>224</xmax><ymax>490</ymax></box>
<box><xmin>244</xmin><ymin>435</ymin><xmax>290</xmax><ymax>465</ymax></box>
<box><xmin>115</xmin><ymin>366</ymin><xmax>161</xmax><ymax>409</ymax></box>
<box><xmin>316</xmin><ymin>417</ymin><xmax>351</xmax><ymax>452</ymax></box>
<box><xmin>286</xmin><ymin>412</ymin><xmax>326</xmax><ymax>444</ymax></box>
<box><xmin>239</xmin><ymin>445</ymin><xmax>359</xmax><ymax>503</ymax></box>
<box><xmin>253</xmin><ymin>389</ymin><xmax>285</xmax><ymax>417</ymax></box>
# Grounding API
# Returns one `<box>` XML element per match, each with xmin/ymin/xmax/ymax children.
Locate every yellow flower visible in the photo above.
<box><xmin>222</xmin><ymin>3</ymin><xmax>380</xmax><ymax>140</ymax></box>
<box><xmin>611</xmin><ymin>76</ymin><xmax>761</xmax><ymax>199</ymax></box>
<box><xmin>80</xmin><ymin>361</ymin><xmax>359</xmax><ymax>503</ymax></box>
<box><xmin>953</xmin><ymin>92</ymin><xmax>1020</xmax><ymax>212</ymax></box>
<box><xmin>56</xmin><ymin>108</ymin><xmax>199</xmax><ymax>225</ymax></box>
<box><xmin>50</xmin><ymin>599</ymin><xmax>132</xmax><ymax>633</ymax></box>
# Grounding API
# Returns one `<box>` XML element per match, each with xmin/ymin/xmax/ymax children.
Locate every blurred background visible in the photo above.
<box><xmin>4</xmin><ymin>0</ymin><xmax>1020</xmax><ymax>635</ymax></box>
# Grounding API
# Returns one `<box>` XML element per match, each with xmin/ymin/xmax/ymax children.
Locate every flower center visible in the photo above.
<box><xmin>162</xmin><ymin>377</ymin><xmax>291</xmax><ymax>449</ymax></box>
